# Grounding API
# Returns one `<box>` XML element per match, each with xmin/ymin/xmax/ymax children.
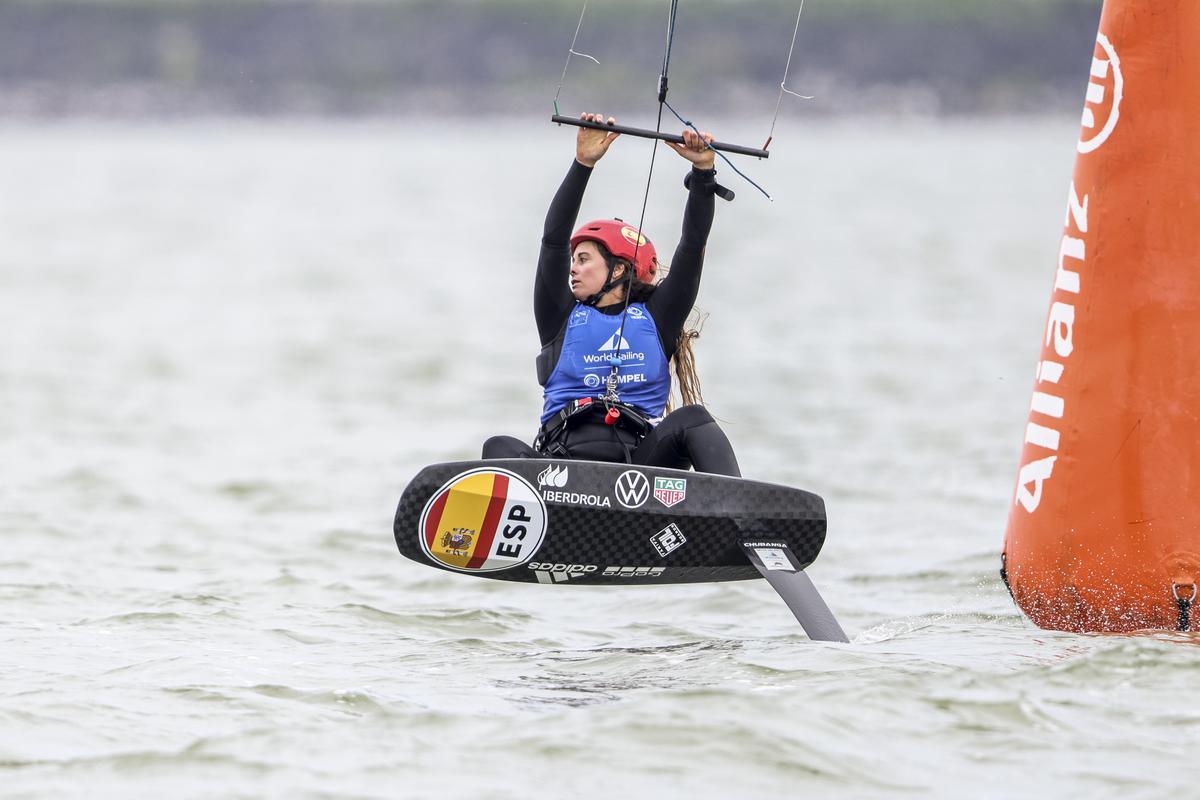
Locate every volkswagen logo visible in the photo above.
<box><xmin>614</xmin><ymin>470</ymin><xmax>650</xmax><ymax>509</ymax></box>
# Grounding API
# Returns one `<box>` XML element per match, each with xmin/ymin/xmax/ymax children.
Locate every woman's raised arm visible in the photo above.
<box><xmin>534</xmin><ymin>113</ymin><xmax>621</xmax><ymax>344</ymax></box>
<box><xmin>647</xmin><ymin>129</ymin><xmax>718</xmax><ymax>356</ymax></box>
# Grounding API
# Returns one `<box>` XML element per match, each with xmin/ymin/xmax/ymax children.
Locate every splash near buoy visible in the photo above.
<box><xmin>1003</xmin><ymin>1</ymin><xmax>1200</xmax><ymax>632</ymax></box>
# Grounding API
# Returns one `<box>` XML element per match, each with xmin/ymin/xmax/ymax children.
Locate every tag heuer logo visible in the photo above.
<box><xmin>653</xmin><ymin>477</ymin><xmax>686</xmax><ymax>508</ymax></box>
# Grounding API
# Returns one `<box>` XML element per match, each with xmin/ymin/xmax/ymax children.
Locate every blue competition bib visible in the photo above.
<box><xmin>541</xmin><ymin>303</ymin><xmax>670</xmax><ymax>424</ymax></box>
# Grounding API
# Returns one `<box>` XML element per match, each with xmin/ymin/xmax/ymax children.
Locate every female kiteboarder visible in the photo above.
<box><xmin>482</xmin><ymin>113</ymin><xmax>740</xmax><ymax>477</ymax></box>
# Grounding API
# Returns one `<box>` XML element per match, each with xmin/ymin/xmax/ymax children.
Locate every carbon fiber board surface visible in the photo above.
<box><xmin>394</xmin><ymin>459</ymin><xmax>827</xmax><ymax>586</ymax></box>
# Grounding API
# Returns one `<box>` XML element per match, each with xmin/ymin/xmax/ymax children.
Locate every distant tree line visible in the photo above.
<box><xmin>0</xmin><ymin>0</ymin><xmax>1104</xmax><ymax>117</ymax></box>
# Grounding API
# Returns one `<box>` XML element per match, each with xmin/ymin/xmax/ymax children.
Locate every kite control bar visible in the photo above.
<box><xmin>551</xmin><ymin>115</ymin><xmax>770</xmax><ymax>159</ymax></box>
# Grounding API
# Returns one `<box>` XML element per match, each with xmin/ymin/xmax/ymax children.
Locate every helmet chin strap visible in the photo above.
<box><xmin>583</xmin><ymin>260</ymin><xmax>628</xmax><ymax>307</ymax></box>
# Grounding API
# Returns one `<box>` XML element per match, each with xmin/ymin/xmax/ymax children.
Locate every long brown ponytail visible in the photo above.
<box><xmin>668</xmin><ymin>311</ymin><xmax>706</xmax><ymax>412</ymax></box>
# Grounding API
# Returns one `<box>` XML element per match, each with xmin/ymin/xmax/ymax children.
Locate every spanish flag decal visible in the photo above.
<box><xmin>418</xmin><ymin>468</ymin><xmax>547</xmax><ymax>573</ymax></box>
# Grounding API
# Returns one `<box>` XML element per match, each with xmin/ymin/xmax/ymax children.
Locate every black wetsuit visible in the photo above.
<box><xmin>482</xmin><ymin>160</ymin><xmax>740</xmax><ymax>477</ymax></box>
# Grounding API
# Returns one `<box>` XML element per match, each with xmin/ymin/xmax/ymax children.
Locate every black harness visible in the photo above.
<box><xmin>534</xmin><ymin>397</ymin><xmax>653</xmax><ymax>463</ymax></box>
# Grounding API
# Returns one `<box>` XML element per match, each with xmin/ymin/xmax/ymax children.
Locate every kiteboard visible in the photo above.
<box><xmin>394</xmin><ymin>459</ymin><xmax>848</xmax><ymax>641</ymax></box>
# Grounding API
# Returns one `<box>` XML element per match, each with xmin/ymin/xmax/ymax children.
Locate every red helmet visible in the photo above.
<box><xmin>570</xmin><ymin>219</ymin><xmax>658</xmax><ymax>283</ymax></box>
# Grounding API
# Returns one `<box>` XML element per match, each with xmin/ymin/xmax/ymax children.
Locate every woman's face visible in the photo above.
<box><xmin>570</xmin><ymin>240</ymin><xmax>619</xmax><ymax>301</ymax></box>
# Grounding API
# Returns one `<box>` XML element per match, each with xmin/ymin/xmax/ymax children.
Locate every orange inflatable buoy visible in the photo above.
<box><xmin>1003</xmin><ymin>0</ymin><xmax>1200</xmax><ymax>632</ymax></box>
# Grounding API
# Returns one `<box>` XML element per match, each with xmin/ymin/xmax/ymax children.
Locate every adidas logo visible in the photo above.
<box><xmin>528</xmin><ymin>562</ymin><xmax>598</xmax><ymax>583</ymax></box>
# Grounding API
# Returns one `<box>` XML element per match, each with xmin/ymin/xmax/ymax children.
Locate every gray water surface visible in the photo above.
<box><xmin>3</xmin><ymin>118</ymin><xmax>1196</xmax><ymax>798</ymax></box>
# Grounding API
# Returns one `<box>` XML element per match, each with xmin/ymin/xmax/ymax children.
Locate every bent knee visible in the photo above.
<box><xmin>482</xmin><ymin>435</ymin><xmax>525</xmax><ymax>459</ymax></box>
<box><xmin>666</xmin><ymin>404</ymin><xmax>715</xmax><ymax>427</ymax></box>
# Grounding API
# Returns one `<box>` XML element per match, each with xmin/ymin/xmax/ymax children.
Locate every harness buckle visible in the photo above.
<box><xmin>534</xmin><ymin>397</ymin><xmax>651</xmax><ymax>456</ymax></box>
